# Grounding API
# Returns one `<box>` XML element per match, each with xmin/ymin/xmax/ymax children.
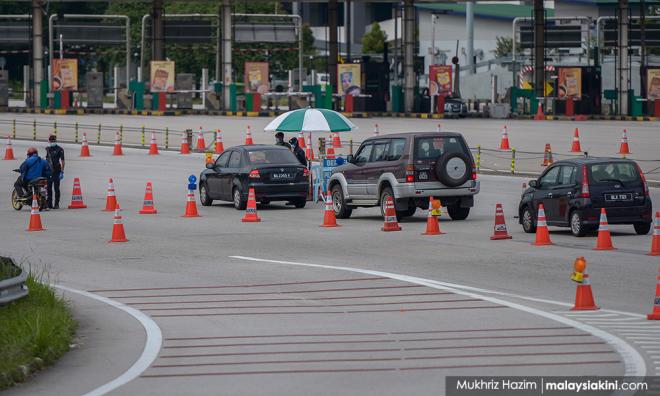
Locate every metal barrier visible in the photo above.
<box><xmin>0</xmin><ymin>258</ymin><xmax>28</xmax><ymax>305</ymax></box>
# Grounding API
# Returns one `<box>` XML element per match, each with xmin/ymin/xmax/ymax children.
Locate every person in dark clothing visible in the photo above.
<box><xmin>45</xmin><ymin>135</ymin><xmax>65</xmax><ymax>209</ymax></box>
<box><xmin>289</xmin><ymin>137</ymin><xmax>307</xmax><ymax>167</ymax></box>
<box><xmin>275</xmin><ymin>132</ymin><xmax>291</xmax><ymax>149</ymax></box>
<box><xmin>15</xmin><ymin>147</ymin><xmax>51</xmax><ymax>198</ymax></box>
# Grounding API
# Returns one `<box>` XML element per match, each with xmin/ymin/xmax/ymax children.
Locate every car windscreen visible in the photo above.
<box><xmin>589</xmin><ymin>162</ymin><xmax>640</xmax><ymax>185</ymax></box>
<box><xmin>246</xmin><ymin>149</ymin><xmax>298</xmax><ymax>165</ymax></box>
<box><xmin>414</xmin><ymin>136</ymin><xmax>467</xmax><ymax>160</ymax></box>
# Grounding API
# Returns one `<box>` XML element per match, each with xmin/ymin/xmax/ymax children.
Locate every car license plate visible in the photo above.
<box><xmin>605</xmin><ymin>193</ymin><xmax>632</xmax><ymax>201</ymax></box>
<box><xmin>418</xmin><ymin>171</ymin><xmax>428</xmax><ymax>180</ymax></box>
<box><xmin>272</xmin><ymin>173</ymin><xmax>292</xmax><ymax>180</ymax></box>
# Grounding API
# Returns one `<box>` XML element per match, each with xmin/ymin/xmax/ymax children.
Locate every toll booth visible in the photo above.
<box><xmin>0</xmin><ymin>70</ymin><xmax>8</xmax><ymax>110</ymax></box>
<box><xmin>553</xmin><ymin>66</ymin><xmax>601</xmax><ymax>116</ymax></box>
<box><xmin>362</xmin><ymin>59</ymin><xmax>388</xmax><ymax>112</ymax></box>
<box><xmin>205</xmin><ymin>82</ymin><xmax>222</xmax><ymax>111</ymax></box>
<box><xmin>176</xmin><ymin>73</ymin><xmax>193</xmax><ymax>110</ymax></box>
<box><xmin>86</xmin><ymin>72</ymin><xmax>103</xmax><ymax>109</ymax></box>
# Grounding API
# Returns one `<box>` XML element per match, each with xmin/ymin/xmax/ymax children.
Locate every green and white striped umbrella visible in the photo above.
<box><xmin>264</xmin><ymin>108</ymin><xmax>357</xmax><ymax>133</ymax></box>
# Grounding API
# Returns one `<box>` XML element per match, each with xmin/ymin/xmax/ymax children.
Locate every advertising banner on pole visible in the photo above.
<box><xmin>337</xmin><ymin>63</ymin><xmax>361</xmax><ymax>96</ymax></box>
<box><xmin>244</xmin><ymin>62</ymin><xmax>269</xmax><ymax>94</ymax></box>
<box><xmin>558</xmin><ymin>67</ymin><xmax>582</xmax><ymax>98</ymax></box>
<box><xmin>51</xmin><ymin>59</ymin><xmax>78</xmax><ymax>91</ymax></box>
<box><xmin>429</xmin><ymin>65</ymin><xmax>452</xmax><ymax>96</ymax></box>
<box><xmin>647</xmin><ymin>68</ymin><xmax>660</xmax><ymax>100</ymax></box>
<box><xmin>150</xmin><ymin>61</ymin><xmax>175</xmax><ymax>92</ymax></box>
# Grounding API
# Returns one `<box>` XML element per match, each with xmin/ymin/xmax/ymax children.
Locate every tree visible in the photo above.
<box><xmin>362</xmin><ymin>22</ymin><xmax>387</xmax><ymax>54</ymax></box>
<box><xmin>491</xmin><ymin>36</ymin><xmax>514</xmax><ymax>59</ymax></box>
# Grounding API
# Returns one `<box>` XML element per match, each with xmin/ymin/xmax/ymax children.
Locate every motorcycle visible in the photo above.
<box><xmin>11</xmin><ymin>169</ymin><xmax>48</xmax><ymax>211</ymax></box>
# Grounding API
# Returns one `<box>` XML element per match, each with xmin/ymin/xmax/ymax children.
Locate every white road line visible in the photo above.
<box><xmin>54</xmin><ymin>285</ymin><xmax>163</xmax><ymax>396</ymax></box>
<box><xmin>229</xmin><ymin>255</ymin><xmax>646</xmax><ymax>380</ymax></box>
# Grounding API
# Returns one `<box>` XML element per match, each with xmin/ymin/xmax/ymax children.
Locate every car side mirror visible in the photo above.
<box><xmin>206</xmin><ymin>163</ymin><xmax>214</xmax><ymax>169</ymax></box>
<box><xmin>346</xmin><ymin>154</ymin><xmax>354</xmax><ymax>163</ymax></box>
<box><xmin>528</xmin><ymin>179</ymin><xmax>538</xmax><ymax>188</ymax></box>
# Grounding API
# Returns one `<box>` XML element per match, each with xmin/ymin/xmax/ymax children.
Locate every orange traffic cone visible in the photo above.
<box><xmin>381</xmin><ymin>196</ymin><xmax>401</xmax><ymax>232</ymax></box>
<box><xmin>80</xmin><ymin>132</ymin><xmax>91</xmax><ymax>157</ymax></box>
<box><xmin>541</xmin><ymin>143</ymin><xmax>553</xmax><ymax>166</ymax></box>
<box><xmin>570</xmin><ymin>128</ymin><xmax>582</xmax><ymax>153</ymax></box>
<box><xmin>647</xmin><ymin>262</ymin><xmax>660</xmax><ymax>319</ymax></box>
<box><xmin>648</xmin><ymin>212</ymin><xmax>660</xmax><ymax>256</ymax></box>
<box><xmin>3</xmin><ymin>136</ymin><xmax>15</xmax><ymax>160</ymax></box>
<box><xmin>373</xmin><ymin>124</ymin><xmax>380</xmax><ymax>136</ymax></box>
<box><xmin>139</xmin><ymin>182</ymin><xmax>157</xmax><ymax>214</ymax></box>
<box><xmin>245</xmin><ymin>125</ymin><xmax>254</xmax><ymax>145</ymax></box>
<box><xmin>422</xmin><ymin>197</ymin><xmax>444</xmax><ymax>235</ymax></box>
<box><xmin>571</xmin><ymin>270</ymin><xmax>599</xmax><ymax>311</ymax></box>
<box><xmin>593</xmin><ymin>208</ymin><xmax>615</xmax><ymax>250</ymax></box>
<box><xmin>532</xmin><ymin>203</ymin><xmax>553</xmax><ymax>246</ymax></box>
<box><xmin>320</xmin><ymin>191</ymin><xmax>340</xmax><ymax>227</ymax></box>
<box><xmin>332</xmin><ymin>132</ymin><xmax>342</xmax><ymax>148</ymax></box>
<box><xmin>619</xmin><ymin>129</ymin><xmax>631</xmax><ymax>155</ymax></box>
<box><xmin>437</xmin><ymin>124</ymin><xmax>442</xmax><ymax>132</ymax></box>
<box><xmin>196</xmin><ymin>127</ymin><xmax>206</xmax><ymax>151</ymax></box>
<box><xmin>215</xmin><ymin>130</ymin><xmax>225</xmax><ymax>154</ymax></box>
<box><xmin>298</xmin><ymin>131</ymin><xmax>306</xmax><ymax>149</ymax></box>
<box><xmin>102</xmin><ymin>178</ymin><xmax>118</xmax><ymax>212</ymax></box>
<box><xmin>180</xmin><ymin>132</ymin><xmax>190</xmax><ymax>154</ymax></box>
<box><xmin>242</xmin><ymin>187</ymin><xmax>261</xmax><ymax>222</ymax></box>
<box><xmin>534</xmin><ymin>102</ymin><xmax>544</xmax><ymax>120</ymax></box>
<box><xmin>499</xmin><ymin>125</ymin><xmax>510</xmax><ymax>150</ymax></box>
<box><xmin>490</xmin><ymin>203</ymin><xmax>512</xmax><ymax>240</ymax></box>
<box><xmin>109</xmin><ymin>205</ymin><xmax>128</xmax><ymax>243</ymax></box>
<box><xmin>325</xmin><ymin>137</ymin><xmax>336</xmax><ymax>159</ymax></box>
<box><xmin>112</xmin><ymin>131</ymin><xmax>123</xmax><ymax>156</ymax></box>
<box><xmin>182</xmin><ymin>188</ymin><xmax>200</xmax><ymax>218</ymax></box>
<box><xmin>67</xmin><ymin>177</ymin><xmax>87</xmax><ymax>209</ymax></box>
<box><xmin>26</xmin><ymin>195</ymin><xmax>44</xmax><ymax>231</ymax></box>
<box><xmin>148</xmin><ymin>132</ymin><xmax>159</xmax><ymax>155</ymax></box>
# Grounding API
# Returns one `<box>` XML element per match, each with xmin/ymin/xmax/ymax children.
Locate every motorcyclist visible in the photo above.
<box><xmin>14</xmin><ymin>147</ymin><xmax>51</xmax><ymax>199</ymax></box>
<box><xmin>288</xmin><ymin>137</ymin><xmax>307</xmax><ymax>167</ymax></box>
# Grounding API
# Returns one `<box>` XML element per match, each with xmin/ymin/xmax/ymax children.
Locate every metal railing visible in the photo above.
<box><xmin>0</xmin><ymin>259</ymin><xmax>28</xmax><ymax>305</ymax></box>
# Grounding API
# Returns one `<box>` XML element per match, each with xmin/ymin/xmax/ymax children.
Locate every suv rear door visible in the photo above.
<box><xmin>588</xmin><ymin>162</ymin><xmax>645</xmax><ymax>209</ymax></box>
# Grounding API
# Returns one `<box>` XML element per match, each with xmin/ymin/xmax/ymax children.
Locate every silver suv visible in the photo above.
<box><xmin>328</xmin><ymin>132</ymin><xmax>480</xmax><ymax>220</ymax></box>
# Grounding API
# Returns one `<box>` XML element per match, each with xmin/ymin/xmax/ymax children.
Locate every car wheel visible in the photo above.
<box><xmin>233</xmin><ymin>187</ymin><xmax>247</xmax><ymax>210</ymax></box>
<box><xmin>199</xmin><ymin>183</ymin><xmax>213</xmax><ymax>206</ymax></box>
<box><xmin>331</xmin><ymin>184</ymin><xmax>352</xmax><ymax>219</ymax></box>
<box><xmin>570</xmin><ymin>210</ymin><xmax>588</xmax><ymax>237</ymax></box>
<box><xmin>447</xmin><ymin>205</ymin><xmax>470</xmax><ymax>220</ymax></box>
<box><xmin>292</xmin><ymin>198</ymin><xmax>306</xmax><ymax>208</ymax></box>
<box><xmin>634</xmin><ymin>222</ymin><xmax>652</xmax><ymax>235</ymax></box>
<box><xmin>521</xmin><ymin>206</ymin><xmax>536</xmax><ymax>233</ymax></box>
<box><xmin>11</xmin><ymin>190</ymin><xmax>23</xmax><ymax>211</ymax></box>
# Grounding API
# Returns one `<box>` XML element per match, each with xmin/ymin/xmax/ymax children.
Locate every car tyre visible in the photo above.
<box><xmin>447</xmin><ymin>205</ymin><xmax>470</xmax><ymax>220</ymax></box>
<box><xmin>570</xmin><ymin>210</ymin><xmax>588</xmax><ymax>237</ymax></box>
<box><xmin>292</xmin><ymin>198</ymin><xmax>306</xmax><ymax>209</ymax></box>
<box><xmin>634</xmin><ymin>222</ymin><xmax>652</xmax><ymax>235</ymax></box>
<box><xmin>233</xmin><ymin>187</ymin><xmax>247</xmax><ymax>210</ymax></box>
<box><xmin>199</xmin><ymin>183</ymin><xmax>213</xmax><ymax>206</ymax></box>
<box><xmin>331</xmin><ymin>184</ymin><xmax>352</xmax><ymax>219</ymax></box>
<box><xmin>521</xmin><ymin>206</ymin><xmax>536</xmax><ymax>233</ymax></box>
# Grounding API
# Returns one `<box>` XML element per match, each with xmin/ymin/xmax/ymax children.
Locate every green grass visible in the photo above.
<box><xmin>0</xmin><ymin>262</ymin><xmax>76</xmax><ymax>390</ymax></box>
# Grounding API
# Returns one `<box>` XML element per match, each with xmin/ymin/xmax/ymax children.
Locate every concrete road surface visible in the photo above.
<box><xmin>1</xmin><ymin>136</ymin><xmax>658</xmax><ymax>396</ymax></box>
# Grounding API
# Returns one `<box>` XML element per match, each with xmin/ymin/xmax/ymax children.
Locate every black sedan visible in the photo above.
<box><xmin>199</xmin><ymin>145</ymin><xmax>309</xmax><ymax>209</ymax></box>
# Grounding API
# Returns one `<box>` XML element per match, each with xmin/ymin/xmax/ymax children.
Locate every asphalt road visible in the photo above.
<box><xmin>1</xmin><ymin>136</ymin><xmax>659</xmax><ymax>396</ymax></box>
<box><xmin>2</xmin><ymin>114</ymin><xmax>659</xmax><ymax>180</ymax></box>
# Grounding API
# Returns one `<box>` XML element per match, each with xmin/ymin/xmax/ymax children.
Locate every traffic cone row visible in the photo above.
<box><xmin>490</xmin><ymin>203</ymin><xmax>512</xmax><ymax>240</ymax></box>
<box><xmin>67</xmin><ymin>178</ymin><xmax>87</xmax><ymax>209</ymax></box>
<box><xmin>541</xmin><ymin>143</ymin><xmax>553</xmax><ymax>166</ymax></box>
<box><xmin>215</xmin><ymin>130</ymin><xmax>225</xmax><ymax>154</ymax></box>
<box><xmin>4</xmin><ymin>136</ymin><xmax>15</xmax><ymax>160</ymax></box>
<box><xmin>196</xmin><ymin>127</ymin><xmax>206</xmax><ymax>151</ymax></box>
<box><xmin>570</xmin><ymin>128</ymin><xmax>582</xmax><ymax>152</ymax></box>
<box><xmin>320</xmin><ymin>191</ymin><xmax>340</xmax><ymax>228</ymax></box>
<box><xmin>241</xmin><ymin>187</ymin><xmax>260</xmax><ymax>222</ymax></box>
<box><xmin>103</xmin><ymin>178</ymin><xmax>118</xmax><ymax>212</ymax></box>
<box><xmin>112</xmin><ymin>131</ymin><xmax>123</xmax><ymax>156</ymax></box>
<box><xmin>139</xmin><ymin>182</ymin><xmax>157</xmax><ymax>214</ymax></box>
<box><xmin>593</xmin><ymin>208</ymin><xmax>615</xmax><ymax>250</ymax></box>
<box><xmin>109</xmin><ymin>205</ymin><xmax>128</xmax><ymax>243</ymax></box>
<box><xmin>245</xmin><ymin>125</ymin><xmax>254</xmax><ymax>145</ymax></box>
<box><xmin>619</xmin><ymin>129</ymin><xmax>630</xmax><ymax>155</ymax></box>
<box><xmin>180</xmin><ymin>132</ymin><xmax>190</xmax><ymax>154</ymax></box>
<box><xmin>381</xmin><ymin>196</ymin><xmax>401</xmax><ymax>232</ymax></box>
<box><xmin>148</xmin><ymin>132</ymin><xmax>159</xmax><ymax>155</ymax></box>
<box><xmin>80</xmin><ymin>133</ymin><xmax>91</xmax><ymax>157</ymax></box>
<box><xmin>499</xmin><ymin>125</ymin><xmax>510</xmax><ymax>150</ymax></box>
<box><xmin>182</xmin><ymin>188</ymin><xmax>200</xmax><ymax>218</ymax></box>
<box><xmin>27</xmin><ymin>195</ymin><xmax>44</xmax><ymax>231</ymax></box>
<box><xmin>532</xmin><ymin>204</ymin><xmax>553</xmax><ymax>246</ymax></box>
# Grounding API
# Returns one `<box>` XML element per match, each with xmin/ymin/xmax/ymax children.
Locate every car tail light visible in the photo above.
<box><xmin>471</xmin><ymin>164</ymin><xmax>477</xmax><ymax>181</ymax></box>
<box><xmin>249</xmin><ymin>169</ymin><xmax>260</xmax><ymax>179</ymax></box>
<box><xmin>303</xmin><ymin>168</ymin><xmax>310</xmax><ymax>177</ymax></box>
<box><xmin>405</xmin><ymin>164</ymin><xmax>415</xmax><ymax>183</ymax></box>
<box><xmin>636</xmin><ymin>163</ymin><xmax>650</xmax><ymax>196</ymax></box>
<box><xmin>579</xmin><ymin>164</ymin><xmax>590</xmax><ymax>198</ymax></box>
